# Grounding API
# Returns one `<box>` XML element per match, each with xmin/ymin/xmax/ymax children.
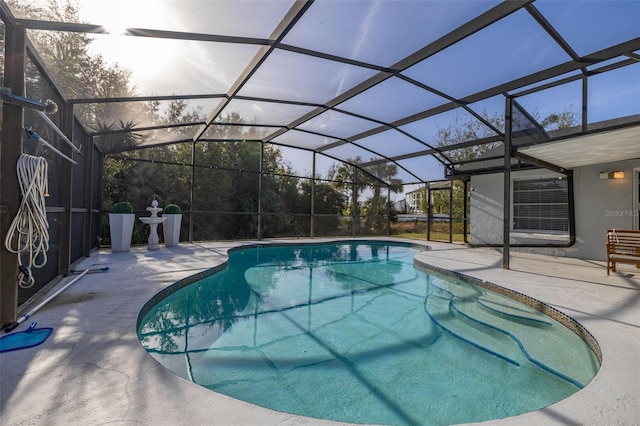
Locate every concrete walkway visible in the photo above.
<box><xmin>1</xmin><ymin>239</ymin><xmax>638</xmax><ymax>426</ymax></box>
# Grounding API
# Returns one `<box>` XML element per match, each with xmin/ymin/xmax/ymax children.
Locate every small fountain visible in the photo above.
<box><xmin>140</xmin><ymin>199</ymin><xmax>166</xmax><ymax>250</ymax></box>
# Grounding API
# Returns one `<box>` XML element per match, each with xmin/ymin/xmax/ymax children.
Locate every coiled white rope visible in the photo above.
<box><xmin>4</xmin><ymin>154</ymin><xmax>50</xmax><ymax>288</ymax></box>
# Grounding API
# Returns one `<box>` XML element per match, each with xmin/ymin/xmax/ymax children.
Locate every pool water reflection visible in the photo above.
<box><xmin>138</xmin><ymin>241</ymin><xmax>599</xmax><ymax>426</ymax></box>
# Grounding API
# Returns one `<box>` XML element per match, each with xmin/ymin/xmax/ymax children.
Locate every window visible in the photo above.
<box><xmin>513</xmin><ymin>177</ymin><xmax>568</xmax><ymax>232</ymax></box>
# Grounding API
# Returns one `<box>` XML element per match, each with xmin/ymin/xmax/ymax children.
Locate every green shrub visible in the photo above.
<box><xmin>164</xmin><ymin>204</ymin><xmax>181</xmax><ymax>214</ymax></box>
<box><xmin>112</xmin><ymin>201</ymin><xmax>133</xmax><ymax>214</ymax></box>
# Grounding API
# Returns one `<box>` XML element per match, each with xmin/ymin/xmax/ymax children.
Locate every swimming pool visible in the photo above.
<box><xmin>137</xmin><ymin>241</ymin><xmax>600</xmax><ymax>425</ymax></box>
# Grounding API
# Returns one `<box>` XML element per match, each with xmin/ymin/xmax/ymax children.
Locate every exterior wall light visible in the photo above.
<box><xmin>599</xmin><ymin>171</ymin><xmax>625</xmax><ymax>180</ymax></box>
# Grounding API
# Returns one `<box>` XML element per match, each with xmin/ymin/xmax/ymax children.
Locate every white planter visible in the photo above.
<box><xmin>162</xmin><ymin>214</ymin><xmax>182</xmax><ymax>247</ymax></box>
<box><xmin>109</xmin><ymin>213</ymin><xmax>135</xmax><ymax>251</ymax></box>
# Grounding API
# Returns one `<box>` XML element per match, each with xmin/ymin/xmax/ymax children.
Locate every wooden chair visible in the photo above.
<box><xmin>606</xmin><ymin>229</ymin><xmax>640</xmax><ymax>275</ymax></box>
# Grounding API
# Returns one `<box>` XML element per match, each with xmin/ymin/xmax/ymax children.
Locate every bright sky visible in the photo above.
<box><xmin>57</xmin><ymin>1</ymin><xmax>640</xmax><ymax>198</ymax></box>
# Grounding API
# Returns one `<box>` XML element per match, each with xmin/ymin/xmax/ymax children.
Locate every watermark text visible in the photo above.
<box><xmin>604</xmin><ymin>209</ymin><xmax>639</xmax><ymax>217</ymax></box>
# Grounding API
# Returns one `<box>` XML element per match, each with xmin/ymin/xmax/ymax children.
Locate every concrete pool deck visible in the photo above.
<box><xmin>1</xmin><ymin>238</ymin><xmax>638</xmax><ymax>426</ymax></box>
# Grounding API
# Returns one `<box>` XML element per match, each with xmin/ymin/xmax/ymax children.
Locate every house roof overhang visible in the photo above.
<box><xmin>449</xmin><ymin>115</ymin><xmax>640</xmax><ymax>179</ymax></box>
<box><xmin>518</xmin><ymin>121</ymin><xmax>640</xmax><ymax>169</ymax></box>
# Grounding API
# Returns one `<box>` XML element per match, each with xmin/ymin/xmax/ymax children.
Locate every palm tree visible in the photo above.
<box><xmin>329</xmin><ymin>157</ymin><xmax>365</xmax><ymax>233</ymax></box>
<box><xmin>92</xmin><ymin>119</ymin><xmax>146</xmax><ymax>154</ymax></box>
<box><xmin>363</xmin><ymin>160</ymin><xmax>402</xmax><ymax>231</ymax></box>
<box><xmin>329</xmin><ymin>157</ymin><xmax>403</xmax><ymax>234</ymax></box>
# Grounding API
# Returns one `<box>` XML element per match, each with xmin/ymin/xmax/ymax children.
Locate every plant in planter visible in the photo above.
<box><xmin>109</xmin><ymin>201</ymin><xmax>135</xmax><ymax>251</ymax></box>
<box><xmin>162</xmin><ymin>203</ymin><xmax>182</xmax><ymax>247</ymax></box>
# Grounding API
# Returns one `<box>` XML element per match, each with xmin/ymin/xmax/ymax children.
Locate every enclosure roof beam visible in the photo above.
<box><xmin>515</xmin><ymin>152</ymin><xmax>573</xmax><ymax>176</ymax></box>
<box><xmin>192</xmin><ymin>0</ymin><xmax>314</xmax><ymax>143</ymax></box>
<box><xmin>283</xmin><ymin>1</ymin><xmax>530</xmax><ymax>162</ymax></box>
<box><xmin>70</xmin><ymin>94</ymin><xmax>226</xmax><ymax>104</ymax></box>
<box><xmin>360</xmin><ymin>135</ymin><xmax>504</xmax><ymax>168</ymax></box>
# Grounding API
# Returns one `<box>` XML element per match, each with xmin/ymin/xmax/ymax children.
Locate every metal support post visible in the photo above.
<box><xmin>189</xmin><ymin>141</ymin><xmax>195</xmax><ymax>242</ymax></box>
<box><xmin>463</xmin><ymin>180</ymin><xmax>469</xmax><ymax>244</ymax></box>
<box><xmin>310</xmin><ymin>152</ymin><xmax>315</xmax><ymax>238</ymax></box>
<box><xmin>257</xmin><ymin>142</ymin><xmax>264</xmax><ymax>240</ymax></box>
<box><xmin>427</xmin><ymin>183</ymin><xmax>432</xmax><ymax>241</ymax></box>
<box><xmin>449</xmin><ymin>182</ymin><xmax>454</xmax><ymax>243</ymax></box>
<box><xmin>503</xmin><ymin>97</ymin><xmax>513</xmax><ymax>269</ymax></box>
<box><xmin>0</xmin><ymin>25</ymin><xmax>26</xmax><ymax>325</ymax></box>
<box><xmin>59</xmin><ymin>103</ymin><xmax>74</xmax><ymax>275</ymax></box>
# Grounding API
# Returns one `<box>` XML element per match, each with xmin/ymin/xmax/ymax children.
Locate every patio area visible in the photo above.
<box><xmin>1</xmin><ymin>239</ymin><xmax>638</xmax><ymax>426</ymax></box>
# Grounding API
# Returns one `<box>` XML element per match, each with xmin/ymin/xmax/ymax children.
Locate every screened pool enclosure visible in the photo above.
<box><xmin>1</xmin><ymin>0</ymin><xmax>639</xmax><ymax>324</ymax></box>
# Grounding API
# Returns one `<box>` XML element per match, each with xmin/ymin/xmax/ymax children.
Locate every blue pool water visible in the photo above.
<box><xmin>137</xmin><ymin>241</ymin><xmax>600</xmax><ymax>425</ymax></box>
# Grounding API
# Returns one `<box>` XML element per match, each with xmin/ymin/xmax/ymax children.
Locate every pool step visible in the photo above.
<box><xmin>426</xmin><ymin>283</ymin><xmax>585</xmax><ymax>389</ymax></box>
<box><xmin>475</xmin><ymin>294</ymin><xmax>552</xmax><ymax>326</ymax></box>
<box><xmin>425</xmin><ymin>287</ymin><xmax>523</xmax><ymax>366</ymax></box>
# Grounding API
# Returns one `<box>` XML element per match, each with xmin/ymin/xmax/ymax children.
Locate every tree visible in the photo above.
<box><xmin>434</xmin><ymin>110</ymin><xmax>503</xmax><ymax>163</ymax></box>
<box><xmin>8</xmin><ymin>0</ymin><xmax>138</xmax><ymax>126</ymax></box>
<box><xmin>538</xmin><ymin>106</ymin><xmax>578</xmax><ymax>131</ymax></box>
<box><xmin>1</xmin><ymin>0</ymin><xmax>140</xmax><ymax>128</ymax></box>
<box><xmin>363</xmin><ymin>161</ymin><xmax>402</xmax><ymax>231</ymax></box>
<box><xmin>328</xmin><ymin>156</ymin><xmax>403</xmax><ymax>234</ymax></box>
<box><xmin>299</xmin><ymin>179</ymin><xmax>346</xmax><ymax>215</ymax></box>
<box><xmin>431</xmin><ymin>181</ymin><xmax>466</xmax><ymax>219</ymax></box>
<box><xmin>299</xmin><ymin>178</ymin><xmax>346</xmax><ymax>236</ymax></box>
<box><xmin>328</xmin><ymin>158</ymin><xmax>366</xmax><ymax>233</ymax></box>
<box><xmin>2</xmin><ymin>0</ymin><xmax>317</xmax><ymax>242</ymax></box>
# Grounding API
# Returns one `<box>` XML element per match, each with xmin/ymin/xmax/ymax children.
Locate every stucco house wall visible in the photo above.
<box><xmin>469</xmin><ymin>159</ymin><xmax>639</xmax><ymax>261</ymax></box>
